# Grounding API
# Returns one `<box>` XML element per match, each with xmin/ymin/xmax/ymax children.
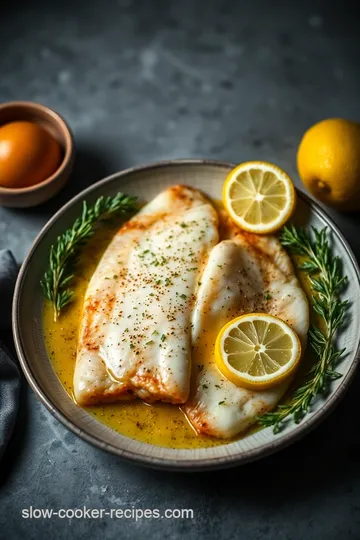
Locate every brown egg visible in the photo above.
<box><xmin>0</xmin><ymin>121</ymin><xmax>62</xmax><ymax>188</ymax></box>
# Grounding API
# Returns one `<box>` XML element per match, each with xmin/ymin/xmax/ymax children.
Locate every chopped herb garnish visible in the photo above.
<box><xmin>160</xmin><ymin>334</ymin><xmax>166</xmax><ymax>342</ymax></box>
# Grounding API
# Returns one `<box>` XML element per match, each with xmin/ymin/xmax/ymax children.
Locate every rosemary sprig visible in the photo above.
<box><xmin>258</xmin><ymin>225</ymin><xmax>348</xmax><ymax>433</ymax></box>
<box><xmin>41</xmin><ymin>192</ymin><xmax>137</xmax><ymax>322</ymax></box>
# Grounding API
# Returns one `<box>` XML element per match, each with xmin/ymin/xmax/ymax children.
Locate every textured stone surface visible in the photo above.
<box><xmin>1</xmin><ymin>0</ymin><xmax>360</xmax><ymax>538</ymax></box>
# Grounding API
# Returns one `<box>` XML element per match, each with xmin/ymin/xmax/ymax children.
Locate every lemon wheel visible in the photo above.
<box><xmin>215</xmin><ymin>313</ymin><xmax>301</xmax><ymax>390</ymax></box>
<box><xmin>222</xmin><ymin>161</ymin><xmax>296</xmax><ymax>234</ymax></box>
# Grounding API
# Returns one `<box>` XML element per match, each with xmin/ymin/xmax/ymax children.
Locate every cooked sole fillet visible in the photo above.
<box><xmin>183</xmin><ymin>212</ymin><xmax>309</xmax><ymax>438</ymax></box>
<box><xmin>74</xmin><ymin>185</ymin><xmax>219</xmax><ymax>405</ymax></box>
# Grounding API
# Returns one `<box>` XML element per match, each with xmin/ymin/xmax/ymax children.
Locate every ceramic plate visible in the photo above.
<box><xmin>13</xmin><ymin>160</ymin><xmax>360</xmax><ymax>470</ymax></box>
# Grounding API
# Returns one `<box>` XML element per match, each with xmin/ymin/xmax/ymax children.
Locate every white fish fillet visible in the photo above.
<box><xmin>74</xmin><ymin>185</ymin><xmax>219</xmax><ymax>405</ymax></box>
<box><xmin>184</xmin><ymin>212</ymin><xmax>309</xmax><ymax>438</ymax></box>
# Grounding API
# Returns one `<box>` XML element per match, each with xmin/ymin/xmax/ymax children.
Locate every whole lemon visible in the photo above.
<box><xmin>297</xmin><ymin>118</ymin><xmax>360</xmax><ymax>211</ymax></box>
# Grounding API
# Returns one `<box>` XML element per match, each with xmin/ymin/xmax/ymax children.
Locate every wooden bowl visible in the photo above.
<box><xmin>0</xmin><ymin>101</ymin><xmax>74</xmax><ymax>208</ymax></box>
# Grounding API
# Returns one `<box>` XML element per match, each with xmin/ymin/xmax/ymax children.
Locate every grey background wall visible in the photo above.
<box><xmin>1</xmin><ymin>1</ymin><xmax>360</xmax><ymax>539</ymax></box>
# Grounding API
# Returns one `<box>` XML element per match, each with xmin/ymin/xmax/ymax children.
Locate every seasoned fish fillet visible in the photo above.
<box><xmin>74</xmin><ymin>185</ymin><xmax>219</xmax><ymax>405</ymax></box>
<box><xmin>184</xmin><ymin>213</ymin><xmax>309</xmax><ymax>438</ymax></box>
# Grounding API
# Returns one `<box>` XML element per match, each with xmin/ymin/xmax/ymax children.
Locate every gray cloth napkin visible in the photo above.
<box><xmin>0</xmin><ymin>250</ymin><xmax>20</xmax><ymax>459</ymax></box>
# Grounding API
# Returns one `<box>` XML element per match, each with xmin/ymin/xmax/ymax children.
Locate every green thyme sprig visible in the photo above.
<box><xmin>258</xmin><ymin>225</ymin><xmax>348</xmax><ymax>433</ymax></box>
<box><xmin>41</xmin><ymin>192</ymin><xmax>137</xmax><ymax>322</ymax></box>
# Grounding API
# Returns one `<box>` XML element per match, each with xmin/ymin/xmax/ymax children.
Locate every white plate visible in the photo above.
<box><xmin>13</xmin><ymin>160</ymin><xmax>360</xmax><ymax>470</ymax></box>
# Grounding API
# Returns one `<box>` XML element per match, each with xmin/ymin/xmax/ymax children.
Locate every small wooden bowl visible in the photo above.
<box><xmin>0</xmin><ymin>101</ymin><xmax>75</xmax><ymax>208</ymax></box>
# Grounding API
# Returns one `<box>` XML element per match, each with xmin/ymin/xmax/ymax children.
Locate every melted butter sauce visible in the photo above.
<box><xmin>44</xmin><ymin>210</ymin><xmax>314</xmax><ymax>449</ymax></box>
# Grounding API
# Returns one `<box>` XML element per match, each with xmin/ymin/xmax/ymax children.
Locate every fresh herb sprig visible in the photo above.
<box><xmin>41</xmin><ymin>192</ymin><xmax>137</xmax><ymax>322</ymax></box>
<box><xmin>258</xmin><ymin>225</ymin><xmax>348</xmax><ymax>433</ymax></box>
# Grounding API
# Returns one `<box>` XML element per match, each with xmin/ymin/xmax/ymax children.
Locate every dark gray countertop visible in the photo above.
<box><xmin>1</xmin><ymin>1</ymin><xmax>360</xmax><ymax>538</ymax></box>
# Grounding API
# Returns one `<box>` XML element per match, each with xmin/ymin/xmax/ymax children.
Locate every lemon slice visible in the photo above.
<box><xmin>215</xmin><ymin>313</ymin><xmax>301</xmax><ymax>390</ymax></box>
<box><xmin>222</xmin><ymin>161</ymin><xmax>296</xmax><ymax>234</ymax></box>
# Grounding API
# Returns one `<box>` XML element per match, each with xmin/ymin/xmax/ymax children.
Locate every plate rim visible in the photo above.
<box><xmin>12</xmin><ymin>158</ymin><xmax>360</xmax><ymax>471</ymax></box>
